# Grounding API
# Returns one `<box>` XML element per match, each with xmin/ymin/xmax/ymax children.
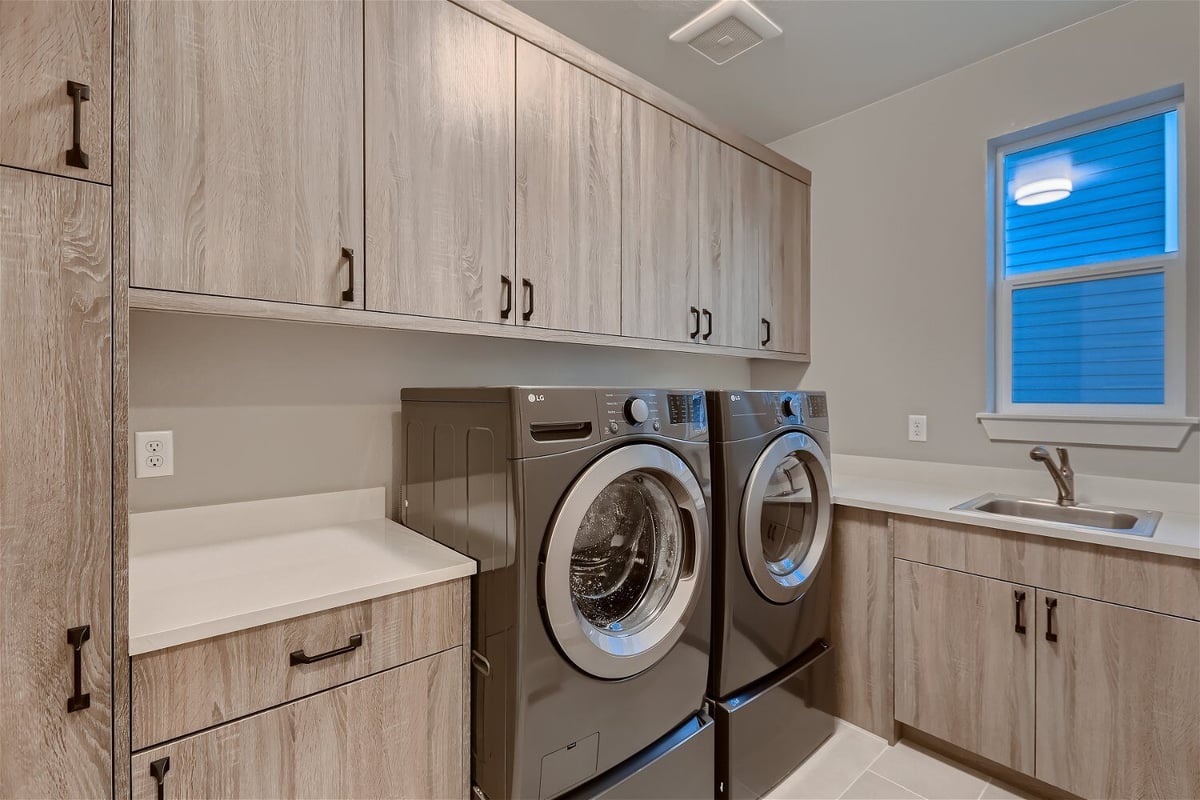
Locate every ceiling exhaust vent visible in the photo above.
<box><xmin>669</xmin><ymin>0</ymin><xmax>782</xmax><ymax>66</ymax></box>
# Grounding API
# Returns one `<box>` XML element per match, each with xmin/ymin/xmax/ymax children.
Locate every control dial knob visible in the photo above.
<box><xmin>624</xmin><ymin>397</ymin><xmax>650</xmax><ymax>425</ymax></box>
<box><xmin>781</xmin><ymin>396</ymin><xmax>799</xmax><ymax>417</ymax></box>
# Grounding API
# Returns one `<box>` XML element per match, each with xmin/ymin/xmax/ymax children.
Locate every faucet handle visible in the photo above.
<box><xmin>1056</xmin><ymin>447</ymin><xmax>1072</xmax><ymax>473</ymax></box>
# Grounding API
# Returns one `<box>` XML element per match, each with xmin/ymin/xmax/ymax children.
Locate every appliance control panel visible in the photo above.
<box><xmin>597</xmin><ymin>389</ymin><xmax>707</xmax><ymax>441</ymax></box>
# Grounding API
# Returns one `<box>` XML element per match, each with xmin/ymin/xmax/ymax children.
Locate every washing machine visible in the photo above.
<box><xmin>401</xmin><ymin>387</ymin><xmax>715</xmax><ymax>800</ymax></box>
<box><xmin>707</xmin><ymin>390</ymin><xmax>837</xmax><ymax>800</ymax></box>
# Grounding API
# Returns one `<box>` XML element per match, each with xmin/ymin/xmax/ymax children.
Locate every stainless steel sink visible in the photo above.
<box><xmin>953</xmin><ymin>493</ymin><xmax>1162</xmax><ymax>537</ymax></box>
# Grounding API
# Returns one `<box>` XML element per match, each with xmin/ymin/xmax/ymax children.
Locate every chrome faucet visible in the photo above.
<box><xmin>1030</xmin><ymin>446</ymin><xmax>1074</xmax><ymax>506</ymax></box>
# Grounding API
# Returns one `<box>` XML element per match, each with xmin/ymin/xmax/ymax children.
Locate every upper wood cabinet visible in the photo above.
<box><xmin>1</xmin><ymin>167</ymin><xmax>112</xmax><ymax>798</ymax></box>
<box><xmin>1035</xmin><ymin>591</ymin><xmax>1200</xmax><ymax>800</ymax></box>
<box><xmin>365</xmin><ymin>0</ymin><xmax>515</xmax><ymax>323</ymax></box>
<box><xmin>698</xmin><ymin>136</ymin><xmax>764</xmax><ymax>350</ymax></box>
<box><xmin>0</xmin><ymin>0</ymin><xmax>111</xmax><ymax>183</ymax></box>
<box><xmin>621</xmin><ymin>95</ymin><xmax>699</xmax><ymax>343</ymax></box>
<box><xmin>516</xmin><ymin>41</ymin><xmax>621</xmax><ymax>335</ymax></box>
<box><xmin>129</xmin><ymin>0</ymin><xmax>364</xmax><ymax>308</ymax></box>
<box><xmin>894</xmin><ymin>560</ymin><xmax>1035</xmax><ymax>774</ymax></box>
<box><xmin>761</xmin><ymin>172</ymin><xmax>810</xmax><ymax>355</ymax></box>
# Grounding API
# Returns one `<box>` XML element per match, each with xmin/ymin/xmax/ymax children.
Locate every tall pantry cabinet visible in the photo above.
<box><xmin>0</xmin><ymin>2</ymin><xmax>114</xmax><ymax>796</ymax></box>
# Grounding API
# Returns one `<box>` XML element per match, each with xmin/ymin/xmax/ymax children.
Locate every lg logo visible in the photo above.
<box><xmin>730</xmin><ymin>393</ymin><xmax>742</xmax><ymax>402</ymax></box>
<box><xmin>528</xmin><ymin>393</ymin><xmax>545</xmax><ymax>403</ymax></box>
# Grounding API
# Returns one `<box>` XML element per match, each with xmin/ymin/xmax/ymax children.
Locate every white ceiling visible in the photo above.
<box><xmin>507</xmin><ymin>0</ymin><xmax>1126</xmax><ymax>143</ymax></box>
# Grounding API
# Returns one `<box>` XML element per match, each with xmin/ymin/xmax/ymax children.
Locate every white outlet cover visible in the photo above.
<box><xmin>135</xmin><ymin>430</ymin><xmax>174</xmax><ymax>478</ymax></box>
<box><xmin>908</xmin><ymin>415</ymin><xmax>927</xmax><ymax>443</ymax></box>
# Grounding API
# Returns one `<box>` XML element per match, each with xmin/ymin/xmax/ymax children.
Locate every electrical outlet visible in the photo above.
<box><xmin>135</xmin><ymin>431</ymin><xmax>174</xmax><ymax>478</ymax></box>
<box><xmin>908</xmin><ymin>415</ymin><xmax>927</xmax><ymax>442</ymax></box>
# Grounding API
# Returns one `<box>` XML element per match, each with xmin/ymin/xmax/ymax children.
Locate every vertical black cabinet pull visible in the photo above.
<box><xmin>66</xmin><ymin>625</ymin><xmax>91</xmax><ymax>712</ymax></box>
<box><xmin>701</xmin><ymin>309</ymin><xmax>713</xmax><ymax>341</ymax></box>
<box><xmin>1013</xmin><ymin>590</ymin><xmax>1027</xmax><ymax>635</ymax></box>
<box><xmin>761</xmin><ymin>318</ymin><xmax>772</xmax><ymax>346</ymax></box>
<box><xmin>689</xmin><ymin>307</ymin><xmax>700</xmax><ymax>339</ymax></box>
<box><xmin>150</xmin><ymin>757</ymin><xmax>170</xmax><ymax>800</ymax></box>
<box><xmin>1044</xmin><ymin>597</ymin><xmax>1058</xmax><ymax>642</ymax></box>
<box><xmin>341</xmin><ymin>247</ymin><xmax>355</xmax><ymax>302</ymax></box>
<box><xmin>65</xmin><ymin>81</ymin><xmax>91</xmax><ymax>169</ymax></box>
<box><xmin>500</xmin><ymin>276</ymin><xmax>513</xmax><ymax>319</ymax></box>
<box><xmin>521</xmin><ymin>279</ymin><xmax>534</xmax><ymax>321</ymax></box>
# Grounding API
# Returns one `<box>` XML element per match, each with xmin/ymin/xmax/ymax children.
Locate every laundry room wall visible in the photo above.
<box><xmin>754</xmin><ymin>0</ymin><xmax>1200</xmax><ymax>484</ymax></box>
<box><xmin>128</xmin><ymin>311</ymin><xmax>751</xmax><ymax>514</ymax></box>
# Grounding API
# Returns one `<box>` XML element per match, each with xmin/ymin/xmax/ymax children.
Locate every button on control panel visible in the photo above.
<box><xmin>598</xmin><ymin>390</ymin><xmax>706</xmax><ymax>440</ymax></box>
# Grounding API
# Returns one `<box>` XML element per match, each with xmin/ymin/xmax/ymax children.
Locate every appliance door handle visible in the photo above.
<box><xmin>341</xmin><ymin>247</ymin><xmax>355</xmax><ymax>302</ymax></box>
<box><xmin>67</xmin><ymin>625</ymin><xmax>91</xmax><ymax>712</ymax></box>
<box><xmin>1013</xmin><ymin>590</ymin><xmax>1026</xmax><ymax>635</ymax></box>
<box><xmin>521</xmin><ymin>279</ymin><xmax>534</xmax><ymax>321</ymax></box>
<box><xmin>66</xmin><ymin>80</ymin><xmax>91</xmax><ymax>169</ymax></box>
<box><xmin>761</xmin><ymin>317</ymin><xmax>771</xmax><ymax>346</ymax></box>
<box><xmin>500</xmin><ymin>275</ymin><xmax>513</xmax><ymax>319</ymax></box>
<box><xmin>1044</xmin><ymin>597</ymin><xmax>1058</xmax><ymax>642</ymax></box>
<box><xmin>289</xmin><ymin>633</ymin><xmax>363</xmax><ymax>665</ymax></box>
<box><xmin>689</xmin><ymin>307</ymin><xmax>700</xmax><ymax>339</ymax></box>
<box><xmin>701</xmin><ymin>309</ymin><xmax>713</xmax><ymax>341</ymax></box>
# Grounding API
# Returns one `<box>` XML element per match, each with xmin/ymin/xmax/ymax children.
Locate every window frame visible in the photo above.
<box><xmin>989</xmin><ymin>95</ymin><xmax>1187</xmax><ymax>420</ymax></box>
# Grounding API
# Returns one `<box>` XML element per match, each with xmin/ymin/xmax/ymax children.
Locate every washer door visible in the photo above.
<box><xmin>542</xmin><ymin>444</ymin><xmax>709</xmax><ymax>680</ymax></box>
<box><xmin>740</xmin><ymin>431</ymin><xmax>832</xmax><ymax>605</ymax></box>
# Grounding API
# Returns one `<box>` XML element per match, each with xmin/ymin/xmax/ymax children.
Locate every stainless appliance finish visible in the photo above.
<box><xmin>401</xmin><ymin>387</ymin><xmax>713</xmax><ymax>800</ymax></box>
<box><xmin>954</xmin><ymin>492</ymin><xmax>1162</xmax><ymax>537</ymax></box>
<box><xmin>707</xmin><ymin>390</ymin><xmax>836</xmax><ymax>800</ymax></box>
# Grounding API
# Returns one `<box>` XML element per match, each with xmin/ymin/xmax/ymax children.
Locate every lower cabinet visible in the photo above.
<box><xmin>131</xmin><ymin>648</ymin><xmax>463</xmax><ymax>800</ymax></box>
<box><xmin>1036</xmin><ymin>591</ymin><xmax>1200</xmax><ymax>800</ymax></box>
<box><xmin>893</xmin><ymin>560</ymin><xmax>1035</xmax><ymax>774</ymax></box>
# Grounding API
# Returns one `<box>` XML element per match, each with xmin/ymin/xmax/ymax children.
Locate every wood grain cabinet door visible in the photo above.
<box><xmin>0</xmin><ymin>0</ymin><xmax>111</xmax><ymax>182</ymax></box>
<box><xmin>1035</xmin><ymin>591</ymin><xmax>1200</xmax><ymax>800</ymax></box>
<box><xmin>365</xmin><ymin>0</ymin><xmax>515</xmax><ymax>323</ymax></box>
<box><xmin>0</xmin><ymin>167</ymin><xmax>112</xmax><ymax>798</ymax></box>
<box><xmin>698</xmin><ymin>135</ymin><xmax>762</xmax><ymax>350</ymax></box>
<box><xmin>621</xmin><ymin>95</ymin><xmax>699</xmax><ymax>342</ymax></box>
<box><xmin>516</xmin><ymin>40</ymin><xmax>621</xmax><ymax>335</ymax></box>
<box><xmin>131</xmin><ymin>650</ymin><xmax>463</xmax><ymax>800</ymax></box>
<box><xmin>129</xmin><ymin>0</ymin><xmax>364</xmax><ymax>308</ymax></box>
<box><xmin>894</xmin><ymin>560</ymin><xmax>1035</xmax><ymax>773</ymax></box>
<box><xmin>760</xmin><ymin>172</ymin><xmax>810</xmax><ymax>355</ymax></box>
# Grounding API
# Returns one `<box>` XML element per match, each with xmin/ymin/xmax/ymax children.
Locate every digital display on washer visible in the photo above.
<box><xmin>667</xmin><ymin>392</ymin><xmax>705</xmax><ymax>426</ymax></box>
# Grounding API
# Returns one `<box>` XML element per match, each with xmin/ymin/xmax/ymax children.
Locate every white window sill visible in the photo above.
<box><xmin>977</xmin><ymin>413</ymin><xmax>1198</xmax><ymax>449</ymax></box>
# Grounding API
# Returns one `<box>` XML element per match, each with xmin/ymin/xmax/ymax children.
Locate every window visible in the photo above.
<box><xmin>984</xmin><ymin>93</ymin><xmax>1191</xmax><ymax>446</ymax></box>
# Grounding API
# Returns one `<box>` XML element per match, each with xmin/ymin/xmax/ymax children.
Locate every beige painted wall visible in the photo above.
<box><xmin>129</xmin><ymin>311</ymin><xmax>751</xmax><ymax>512</ymax></box>
<box><xmin>756</xmin><ymin>0</ymin><xmax>1200</xmax><ymax>483</ymax></box>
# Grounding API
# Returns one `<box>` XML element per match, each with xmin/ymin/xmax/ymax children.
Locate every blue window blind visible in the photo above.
<box><xmin>1004</xmin><ymin>110</ymin><xmax>1178</xmax><ymax>277</ymax></box>
<box><xmin>1011</xmin><ymin>271</ymin><xmax>1164</xmax><ymax>405</ymax></box>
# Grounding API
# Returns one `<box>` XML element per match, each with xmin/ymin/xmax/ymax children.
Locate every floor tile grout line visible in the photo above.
<box><xmin>863</xmin><ymin>768</ymin><xmax>929</xmax><ymax>799</ymax></box>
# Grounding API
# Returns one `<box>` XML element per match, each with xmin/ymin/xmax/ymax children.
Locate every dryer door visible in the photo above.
<box><xmin>740</xmin><ymin>431</ymin><xmax>832</xmax><ymax>604</ymax></box>
<box><xmin>542</xmin><ymin>444</ymin><xmax>709</xmax><ymax>680</ymax></box>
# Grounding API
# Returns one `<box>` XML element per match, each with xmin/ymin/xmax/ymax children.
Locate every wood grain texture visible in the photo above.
<box><xmin>0</xmin><ymin>0</ymin><xmax>111</xmax><ymax>183</ymax></box>
<box><xmin>129</xmin><ymin>0</ymin><xmax>364</xmax><ymax>308</ymax></box>
<box><xmin>131</xmin><ymin>649</ymin><xmax>465</xmax><ymax>800</ymax></box>
<box><xmin>132</xmin><ymin>579</ymin><xmax>464</xmax><ymax>750</ymax></box>
<box><xmin>698</xmin><ymin>134</ymin><xmax>763</xmax><ymax>350</ymax></box>
<box><xmin>128</xmin><ymin>287</ymin><xmax>813</xmax><ymax>362</ymax></box>
<box><xmin>621</xmin><ymin>94</ymin><xmax>699</xmax><ymax>342</ymax></box>
<box><xmin>828</xmin><ymin>507</ymin><xmax>894</xmax><ymax>741</ymax></box>
<box><xmin>901</xmin><ymin>727</ymin><xmax>1079</xmax><ymax>800</ymax></box>
<box><xmin>0</xmin><ymin>167</ymin><xmax>112</xmax><ymax>798</ymax></box>
<box><xmin>1035</xmin><ymin>590</ymin><xmax>1200</xmax><ymax>800</ymax></box>
<box><xmin>761</xmin><ymin>172</ymin><xmax>810</xmax><ymax>355</ymax></box>
<box><xmin>516</xmin><ymin>40</ymin><xmax>621</xmax><ymax>335</ymax></box>
<box><xmin>893</xmin><ymin>514</ymin><xmax>1200</xmax><ymax>620</ymax></box>
<box><xmin>450</xmin><ymin>0</ymin><xmax>811</xmax><ymax>186</ymax></box>
<box><xmin>460</xmin><ymin>577</ymin><xmax>472</xmax><ymax>800</ymax></box>
<box><xmin>894</xmin><ymin>560</ymin><xmax>1035</xmax><ymax>773</ymax></box>
<box><xmin>366</xmin><ymin>0</ymin><xmax>515</xmax><ymax>322</ymax></box>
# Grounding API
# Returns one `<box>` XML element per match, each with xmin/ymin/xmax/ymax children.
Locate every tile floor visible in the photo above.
<box><xmin>765</xmin><ymin>721</ymin><xmax>1040</xmax><ymax>800</ymax></box>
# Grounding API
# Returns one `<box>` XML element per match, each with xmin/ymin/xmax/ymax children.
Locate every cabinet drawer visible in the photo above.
<box><xmin>133</xmin><ymin>578</ymin><xmax>464</xmax><ymax>749</ymax></box>
<box><xmin>132</xmin><ymin>648</ymin><xmax>465</xmax><ymax>800</ymax></box>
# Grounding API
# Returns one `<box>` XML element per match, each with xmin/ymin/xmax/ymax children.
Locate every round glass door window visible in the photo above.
<box><xmin>543</xmin><ymin>444</ymin><xmax>708</xmax><ymax>680</ymax></box>
<box><xmin>741</xmin><ymin>432</ymin><xmax>832</xmax><ymax>604</ymax></box>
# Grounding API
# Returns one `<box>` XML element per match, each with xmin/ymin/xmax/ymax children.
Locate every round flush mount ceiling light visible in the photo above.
<box><xmin>1014</xmin><ymin>178</ymin><xmax>1073</xmax><ymax>206</ymax></box>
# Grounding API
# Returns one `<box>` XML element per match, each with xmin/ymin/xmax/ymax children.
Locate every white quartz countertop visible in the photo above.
<box><xmin>129</xmin><ymin>488</ymin><xmax>476</xmax><ymax>656</ymax></box>
<box><xmin>831</xmin><ymin>455</ymin><xmax>1200</xmax><ymax>560</ymax></box>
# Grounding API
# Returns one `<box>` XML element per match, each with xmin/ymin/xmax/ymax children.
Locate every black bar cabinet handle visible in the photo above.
<box><xmin>689</xmin><ymin>307</ymin><xmax>700</xmax><ymax>339</ymax></box>
<box><xmin>66</xmin><ymin>81</ymin><xmax>91</xmax><ymax>169</ymax></box>
<box><xmin>66</xmin><ymin>625</ymin><xmax>91</xmax><ymax>712</ymax></box>
<box><xmin>149</xmin><ymin>757</ymin><xmax>170</xmax><ymax>800</ymax></box>
<box><xmin>341</xmin><ymin>247</ymin><xmax>355</xmax><ymax>302</ymax></box>
<box><xmin>1013</xmin><ymin>590</ymin><xmax>1027</xmax><ymax>635</ymax></box>
<box><xmin>289</xmin><ymin>633</ymin><xmax>363</xmax><ymax>666</ymax></box>
<box><xmin>521</xmin><ymin>279</ymin><xmax>534</xmax><ymax>321</ymax></box>
<box><xmin>761</xmin><ymin>317</ymin><xmax>771</xmax><ymax>346</ymax></box>
<box><xmin>1044</xmin><ymin>597</ymin><xmax>1058</xmax><ymax>642</ymax></box>
<box><xmin>500</xmin><ymin>275</ymin><xmax>513</xmax><ymax>319</ymax></box>
<box><xmin>702</xmin><ymin>309</ymin><xmax>713</xmax><ymax>341</ymax></box>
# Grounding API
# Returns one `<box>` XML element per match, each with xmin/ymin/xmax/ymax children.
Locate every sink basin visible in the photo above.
<box><xmin>953</xmin><ymin>493</ymin><xmax>1161</xmax><ymax>537</ymax></box>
